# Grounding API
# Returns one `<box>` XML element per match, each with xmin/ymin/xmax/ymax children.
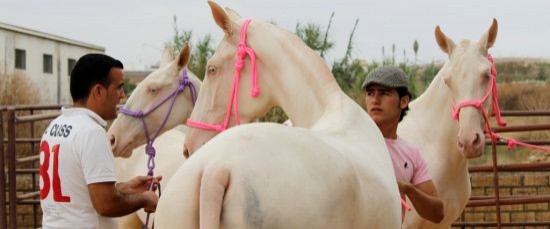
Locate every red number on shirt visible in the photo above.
<box><xmin>39</xmin><ymin>140</ymin><xmax>71</xmax><ymax>202</ymax></box>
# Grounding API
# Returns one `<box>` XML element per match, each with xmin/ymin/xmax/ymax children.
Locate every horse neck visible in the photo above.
<box><xmin>410</xmin><ymin>64</ymin><xmax>453</xmax><ymax>118</ymax></box>
<box><xmin>266</xmin><ymin>36</ymin><xmax>346</xmax><ymax>129</ymax></box>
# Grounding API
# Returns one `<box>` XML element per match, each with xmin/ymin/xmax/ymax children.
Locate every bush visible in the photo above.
<box><xmin>1</xmin><ymin>72</ymin><xmax>45</xmax><ymax>163</ymax></box>
<box><xmin>498</xmin><ymin>81</ymin><xmax>550</xmax><ymax>110</ymax></box>
<box><xmin>1</xmin><ymin>72</ymin><xmax>42</xmax><ymax>106</ymax></box>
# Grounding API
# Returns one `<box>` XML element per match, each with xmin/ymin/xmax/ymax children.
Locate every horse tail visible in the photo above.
<box><xmin>199</xmin><ymin>166</ymin><xmax>230</xmax><ymax>229</ymax></box>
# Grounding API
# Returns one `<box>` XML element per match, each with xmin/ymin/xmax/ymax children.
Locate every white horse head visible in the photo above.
<box><xmin>184</xmin><ymin>1</ymin><xmax>341</xmax><ymax>156</ymax></box>
<box><xmin>435</xmin><ymin>19</ymin><xmax>498</xmax><ymax>158</ymax></box>
<box><xmin>108</xmin><ymin>43</ymin><xmax>201</xmax><ymax>157</ymax></box>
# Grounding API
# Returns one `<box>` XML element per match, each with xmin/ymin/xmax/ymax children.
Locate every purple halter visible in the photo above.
<box><xmin>118</xmin><ymin>69</ymin><xmax>197</xmax><ymax>229</ymax></box>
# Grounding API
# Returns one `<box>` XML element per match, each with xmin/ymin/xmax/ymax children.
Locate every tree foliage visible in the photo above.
<box><xmin>295</xmin><ymin>12</ymin><xmax>335</xmax><ymax>58</ymax></box>
<box><xmin>165</xmin><ymin>15</ymin><xmax>215</xmax><ymax>80</ymax></box>
<box><xmin>164</xmin><ymin>13</ymin><xmax>439</xmax><ymax>123</ymax></box>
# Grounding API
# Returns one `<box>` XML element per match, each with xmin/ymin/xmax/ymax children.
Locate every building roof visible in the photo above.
<box><xmin>0</xmin><ymin>21</ymin><xmax>105</xmax><ymax>51</ymax></box>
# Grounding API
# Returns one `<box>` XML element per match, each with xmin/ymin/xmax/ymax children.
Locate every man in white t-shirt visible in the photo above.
<box><xmin>39</xmin><ymin>54</ymin><xmax>160</xmax><ymax>229</ymax></box>
<box><xmin>362</xmin><ymin>66</ymin><xmax>444</xmax><ymax>223</ymax></box>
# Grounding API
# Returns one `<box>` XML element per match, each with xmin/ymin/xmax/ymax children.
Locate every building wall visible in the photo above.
<box><xmin>0</xmin><ymin>27</ymin><xmax>103</xmax><ymax>104</ymax></box>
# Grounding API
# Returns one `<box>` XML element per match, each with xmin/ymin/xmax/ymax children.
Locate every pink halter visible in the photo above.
<box><xmin>451</xmin><ymin>55</ymin><xmax>550</xmax><ymax>152</ymax></box>
<box><xmin>451</xmin><ymin>54</ymin><xmax>507</xmax><ymax>128</ymax></box>
<box><xmin>187</xmin><ymin>19</ymin><xmax>260</xmax><ymax>131</ymax></box>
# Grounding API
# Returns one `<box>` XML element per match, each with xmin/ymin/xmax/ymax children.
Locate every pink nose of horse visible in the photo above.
<box><xmin>457</xmin><ymin>132</ymin><xmax>483</xmax><ymax>157</ymax></box>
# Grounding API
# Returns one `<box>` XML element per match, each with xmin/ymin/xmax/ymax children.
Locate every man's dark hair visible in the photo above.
<box><xmin>396</xmin><ymin>87</ymin><xmax>411</xmax><ymax>122</ymax></box>
<box><xmin>70</xmin><ymin>53</ymin><xmax>123</xmax><ymax>102</ymax></box>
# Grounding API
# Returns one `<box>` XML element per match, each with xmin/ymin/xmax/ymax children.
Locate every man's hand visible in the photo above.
<box><xmin>397</xmin><ymin>180</ymin><xmax>412</xmax><ymax>194</ymax></box>
<box><xmin>117</xmin><ymin>176</ymin><xmax>162</xmax><ymax>195</ymax></box>
<box><xmin>142</xmin><ymin>191</ymin><xmax>159</xmax><ymax>213</ymax></box>
<box><xmin>396</xmin><ymin>180</ymin><xmax>444</xmax><ymax>223</ymax></box>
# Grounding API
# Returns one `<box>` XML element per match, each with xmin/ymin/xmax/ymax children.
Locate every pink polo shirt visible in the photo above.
<box><xmin>385</xmin><ymin>137</ymin><xmax>432</xmax><ymax>220</ymax></box>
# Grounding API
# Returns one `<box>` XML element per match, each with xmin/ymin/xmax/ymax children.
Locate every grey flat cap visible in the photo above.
<box><xmin>362</xmin><ymin>66</ymin><xmax>409</xmax><ymax>90</ymax></box>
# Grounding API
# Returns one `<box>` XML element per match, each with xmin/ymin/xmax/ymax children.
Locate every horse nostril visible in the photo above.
<box><xmin>110</xmin><ymin>135</ymin><xmax>116</xmax><ymax>146</ymax></box>
<box><xmin>457</xmin><ymin>140</ymin><xmax>464</xmax><ymax>149</ymax></box>
<box><xmin>183</xmin><ymin>147</ymin><xmax>189</xmax><ymax>159</ymax></box>
<box><xmin>473</xmin><ymin>133</ymin><xmax>481</xmax><ymax>145</ymax></box>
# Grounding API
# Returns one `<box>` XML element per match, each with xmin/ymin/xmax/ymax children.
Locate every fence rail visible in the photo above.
<box><xmin>1</xmin><ymin>105</ymin><xmax>63</xmax><ymax>229</ymax></box>
<box><xmin>450</xmin><ymin>110</ymin><xmax>550</xmax><ymax>228</ymax></box>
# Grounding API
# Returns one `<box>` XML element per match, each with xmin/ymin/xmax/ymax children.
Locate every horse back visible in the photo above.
<box><xmin>175</xmin><ymin>123</ymin><xmax>401</xmax><ymax>228</ymax></box>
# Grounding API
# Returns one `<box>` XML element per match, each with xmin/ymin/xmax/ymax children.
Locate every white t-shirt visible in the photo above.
<box><xmin>40</xmin><ymin>108</ymin><xmax>117</xmax><ymax>229</ymax></box>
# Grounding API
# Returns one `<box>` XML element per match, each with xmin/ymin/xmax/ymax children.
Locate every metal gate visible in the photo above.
<box><xmin>1</xmin><ymin>105</ymin><xmax>62</xmax><ymax>229</ymax></box>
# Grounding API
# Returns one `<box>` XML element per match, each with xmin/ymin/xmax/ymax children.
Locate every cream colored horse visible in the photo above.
<box><xmin>109</xmin><ymin>44</ymin><xmax>199</xmax><ymax>158</ymax></box>
<box><xmin>107</xmin><ymin>44</ymin><xmax>201</xmax><ymax>228</ymax></box>
<box><xmin>399</xmin><ymin>19</ymin><xmax>499</xmax><ymax>228</ymax></box>
<box><xmin>155</xmin><ymin>1</ymin><xmax>401</xmax><ymax>228</ymax></box>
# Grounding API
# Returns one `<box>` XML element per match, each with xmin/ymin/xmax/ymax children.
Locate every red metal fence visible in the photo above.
<box><xmin>1</xmin><ymin>106</ymin><xmax>549</xmax><ymax>228</ymax></box>
<box><xmin>1</xmin><ymin>105</ymin><xmax>62</xmax><ymax>229</ymax></box>
<box><xmin>452</xmin><ymin>111</ymin><xmax>550</xmax><ymax>228</ymax></box>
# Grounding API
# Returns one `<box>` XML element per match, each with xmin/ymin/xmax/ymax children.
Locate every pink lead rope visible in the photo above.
<box><xmin>451</xmin><ymin>54</ymin><xmax>550</xmax><ymax>152</ymax></box>
<box><xmin>187</xmin><ymin>19</ymin><xmax>259</xmax><ymax>131</ymax></box>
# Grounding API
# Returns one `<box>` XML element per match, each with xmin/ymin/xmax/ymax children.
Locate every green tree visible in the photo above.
<box><xmin>167</xmin><ymin>16</ymin><xmax>192</xmax><ymax>55</ymax></box>
<box><xmin>536</xmin><ymin>63</ymin><xmax>547</xmax><ymax>81</ymax></box>
<box><xmin>421</xmin><ymin>63</ymin><xmax>439</xmax><ymax>89</ymax></box>
<box><xmin>413</xmin><ymin>40</ymin><xmax>419</xmax><ymax>64</ymax></box>
<box><xmin>295</xmin><ymin>12</ymin><xmax>335</xmax><ymax>57</ymax></box>
<box><xmin>294</xmin><ymin>15</ymin><xmax>368</xmax><ymax>102</ymax></box>
<box><xmin>165</xmin><ymin>15</ymin><xmax>214</xmax><ymax>80</ymax></box>
<box><xmin>123</xmin><ymin>78</ymin><xmax>137</xmax><ymax>96</ymax></box>
<box><xmin>331</xmin><ymin>19</ymin><xmax>368</xmax><ymax>95</ymax></box>
<box><xmin>189</xmin><ymin>35</ymin><xmax>215</xmax><ymax>80</ymax></box>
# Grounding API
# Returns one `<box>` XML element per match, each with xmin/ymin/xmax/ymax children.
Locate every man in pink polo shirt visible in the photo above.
<box><xmin>362</xmin><ymin>66</ymin><xmax>444</xmax><ymax>223</ymax></box>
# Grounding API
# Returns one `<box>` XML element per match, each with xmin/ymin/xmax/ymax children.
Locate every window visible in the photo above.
<box><xmin>15</xmin><ymin>49</ymin><xmax>26</xmax><ymax>70</ymax></box>
<box><xmin>43</xmin><ymin>54</ymin><xmax>53</xmax><ymax>73</ymax></box>
<box><xmin>68</xmin><ymin>58</ymin><xmax>76</xmax><ymax>76</ymax></box>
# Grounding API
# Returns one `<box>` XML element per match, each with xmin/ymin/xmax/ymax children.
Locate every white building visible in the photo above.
<box><xmin>0</xmin><ymin>21</ymin><xmax>104</xmax><ymax>104</ymax></box>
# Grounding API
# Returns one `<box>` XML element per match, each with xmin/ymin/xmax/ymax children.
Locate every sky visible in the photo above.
<box><xmin>1</xmin><ymin>0</ymin><xmax>549</xmax><ymax>70</ymax></box>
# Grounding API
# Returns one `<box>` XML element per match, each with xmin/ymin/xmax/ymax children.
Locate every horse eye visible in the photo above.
<box><xmin>207</xmin><ymin>66</ymin><xmax>217</xmax><ymax>75</ymax></box>
<box><xmin>149</xmin><ymin>87</ymin><xmax>158</xmax><ymax>94</ymax></box>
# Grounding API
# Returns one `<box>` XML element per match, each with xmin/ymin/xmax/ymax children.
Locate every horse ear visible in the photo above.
<box><xmin>208</xmin><ymin>0</ymin><xmax>233</xmax><ymax>35</ymax></box>
<box><xmin>435</xmin><ymin>25</ymin><xmax>456</xmax><ymax>55</ymax></box>
<box><xmin>176</xmin><ymin>42</ymin><xmax>191</xmax><ymax>69</ymax></box>
<box><xmin>159</xmin><ymin>47</ymin><xmax>174</xmax><ymax>68</ymax></box>
<box><xmin>224</xmin><ymin>7</ymin><xmax>242</xmax><ymax>21</ymax></box>
<box><xmin>478</xmin><ymin>18</ymin><xmax>498</xmax><ymax>52</ymax></box>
